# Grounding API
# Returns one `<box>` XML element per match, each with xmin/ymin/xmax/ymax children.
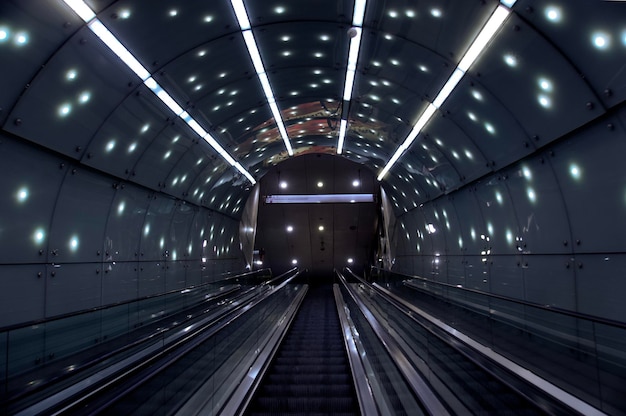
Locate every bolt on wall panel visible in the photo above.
<box><xmin>0</xmin><ymin>265</ymin><xmax>45</xmax><ymax>327</ymax></box>
<box><xmin>104</xmin><ymin>183</ymin><xmax>151</xmax><ymax>262</ymax></box>
<box><xmin>5</xmin><ymin>27</ymin><xmax>138</xmax><ymax>158</ymax></box>
<box><xmin>550</xmin><ymin>114</ymin><xmax>626</xmax><ymax>253</ymax></box>
<box><xmin>48</xmin><ymin>167</ymin><xmax>116</xmax><ymax>264</ymax></box>
<box><xmin>0</xmin><ymin>135</ymin><xmax>66</xmax><ymax>264</ymax></box>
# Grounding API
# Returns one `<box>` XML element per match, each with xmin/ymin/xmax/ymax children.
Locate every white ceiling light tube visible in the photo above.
<box><xmin>338</xmin><ymin>0</ymin><xmax>367</xmax><ymax>154</ymax></box>
<box><xmin>87</xmin><ymin>20</ymin><xmax>150</xmax><ymax>81</ymax></box>
<box><xmin>265</xmin><ymin>193</ymin><xmax>375</xmax><ymax>204</ymax></box>
<box><xmin>337</xmin><ymin>119</ymin><xmax>348</xmax><ymax>154</ymax></box>
<box><xmin>457</xmin><ymin>5</ymin><xmax>510</xmax><ymax>72</ymax></box>
<box><xmin>64</xmin><ymin>0</ymin><xmax>256</xmax><ymax>185</ymax></box>
<box><xmin>62</xmin><ymin>0</ymin><xmax>95</xmax><ymax>22</ymax></box>
<box><xmin>230</xmin><ymin>0</ymin><xmax>293</xmax><ymax>156</ymax></box>
<box><xmin>377</xmin><ymin>4</ymin><xmax>511</xmax><ymax>181</ymax></box>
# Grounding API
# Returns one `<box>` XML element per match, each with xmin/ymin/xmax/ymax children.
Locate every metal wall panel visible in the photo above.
<box><xmin>444</xmin><ymin>76</ymin><xmax>533</xmax><ymax>170</ymax></box>
<box><xmin>471</xmin><ymin>14</ymin><xmax>603</xmax><ymax>145</ymax></box>
<box><xmin>550</xmin><ymin>115</ymin><xmax>626</xmax><ymax>253</ymax></box>
<box><xmin>137</xmin><ymin>261</ymin><xmax>165</xmax><ymax>298</ymax></box>
<box><xmin>45</xmin><ymin>263</ymin><xmax>101</xmax><ymax>317</ymax></box>
<box><xmin>451</xmin><ymin>188</ymin><xmax>488</xmax><ymax>255</ymax></box>
<box><xmin>0</xmin><ymin>265</ymin><xmax>45</xmax><ymax>327</ymax></box>
<box><xmin>423</xmin><ymin>114</ymin><xmax>490</xmax><ymax>185</ymax></box>
<box><xmin>489</xmin><ymin>256</ymin><xmax>524</xmax><ymax>299</ymax></box>
<box><xmin>0</xmin><ymin>135</ymin><xmax>66</xmax><ymax>264</ymax></box>
<box><xmin>139</xmin><ymin>195</ymin><xmax>176</xmax><ymax>261</ymax></box>
<box><xmin>0</xmin><ymin>0</ymin><xmax>80</xmax><ymax>125</ymax></box>
<box><xmin>104</xmin><ymin>184</ymin><xmax>150</xmax><ymax>262</ymax></box>
<box><xmin>522</xmin><ymin>255</ymin><xmax>576</xmax><ymax>310</ymax></box>
<box><xmin>48</xmin><ymin>167</ymin><xmax>115</xmax><ymax>263</ymax></box>
<box><xmin>519</xmin><ymin>0</ymin><xmax>626</xmax><ymax>107</ymax></box>
<box><xmin>474</xmin><ymin>177</ymin><xmax>521</xmax><ymax>256</ymax></box>
<box><xmin>576</xmin><ymin>254</ymin><xmax>626</xmax><ymax>322</ymax></box>
<box><xmin>101</xmin><ymin>261</ymin><xmax>139</xmax><ymax>305</ymax></box>
<box><xmin>129</xmin><ymin>122</ymin><xmax>194</xmax><ymax>190</ymax></box>
<box><xmin>504</xmin><ymin>158</ymin><xmax>572</xmax><ymax>254</ymax></box>
<box><xmin>5</xmin><ymin>27</ymin><xmax>136</xmax><ymax>158</ymax></box>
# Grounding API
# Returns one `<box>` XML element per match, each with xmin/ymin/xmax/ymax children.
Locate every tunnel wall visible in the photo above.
<box><xmin>392</xmin><ymin>105</ymin><xmax>626</xmax><ymax>322</ymax></box>
<box><xmin>0</xmin><ymin>132</ymin><xmax>245</xmax><ymax>328</ymax></box>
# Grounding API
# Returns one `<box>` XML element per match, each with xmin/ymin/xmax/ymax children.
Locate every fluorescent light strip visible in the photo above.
<box><xmin>62</xmin><ymin>0</ymin><xmax>95</xmax><ymax>22</ymax></box>
<box><xmin>63</xmin><ymin>0</ymin><xmax>256</xmax><ymax>185</ymax></box>
<box><xmin>265</xmin><ymin>194</ymin><xmax>375</xmax><ymax>204</ymax></box>
<box><xmin>377</xmin><ymin>5</ymin><xmax>511</xmax><ymax>181</ymax></box>
<box><xmin>230</xmin><ymin>1</ymin><xmax>293</xmax><ymax>157</ymax></box>
<box><xmin>337</xmin><ymin>0</ymin><xmax>367</xmax><ymax>154</ymax></box>
<box><xmin>337</xmin><ymin>119</ymin><xmax>348</xmax><ymax>154</ymax></box>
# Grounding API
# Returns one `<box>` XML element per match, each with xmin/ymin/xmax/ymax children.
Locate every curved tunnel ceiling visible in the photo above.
<box><xmin>1</xmin><ymin>0</ymin><xmax>625</xmax><ymax>220</ymax></box>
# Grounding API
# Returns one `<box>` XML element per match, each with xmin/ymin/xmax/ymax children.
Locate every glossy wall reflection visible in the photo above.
<box><xmin>391</xmin><ymin>107</ymin><xmax>626</xmax><ymax>322</ymax></box>
<box><xmin>0</xmin><ymin>133</ymin><xmax>245</xmax><ymax>328</ymax></box>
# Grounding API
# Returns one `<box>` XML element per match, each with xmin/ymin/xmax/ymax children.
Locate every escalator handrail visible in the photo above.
<box><xmin>336</xmin><ymin>271</ymin><xmax>451</xmax><ymax>416</ymax></box>
<box><xmin>332</xmin><ymin>282</ymin><xmax>381</xmax><ymax>416</ymax></box>
<box><xmin>370</xmin><ymin>266</ymin><xmax>626</xmax><ymax>330</ymax></box>
<box><xmin>18</xmin><ymin>269</ymin><xmax>303</xmax><ymax>416</ymax></box>
<box><xmin>349</xmin><ymin>269</ymin><xmax>605</xmax><ymax>416</ymax></box>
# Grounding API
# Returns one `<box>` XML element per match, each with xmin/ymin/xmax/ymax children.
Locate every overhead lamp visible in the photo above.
<box><xmin>62</xmin><ymin>0</ymin><xmax>256</xmax><ymax>185</ymax></box>
<box><xmin>377</xmin><ymin>4</ymin><xmax>512</xmax><ymax>180</ymax></box>
<box><xmin>265</xmin><ymin>194</ymin><xmax>376</xmax><ymax>204</ymax></box>
<box><xmin>231</xmin><ymin>0</ymin><xmax>293</xmax><ymax>156</ymax></box>
<box><xmin>337</xmin><ymin>0</ymin><xmax>367</xmax><ymax>154</ymax></box>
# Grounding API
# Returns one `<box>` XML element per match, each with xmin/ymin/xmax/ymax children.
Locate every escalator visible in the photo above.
<box><xmin>245</xmin><ymin>284</ymin><xmax>359</xmax><ymax>415</ymax></box>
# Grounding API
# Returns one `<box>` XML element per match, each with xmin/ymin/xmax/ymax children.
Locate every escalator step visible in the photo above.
<box><xmin>245</xmin><ymin>285</ymin><xmax>359</xmax><ymax>416</ymax></box>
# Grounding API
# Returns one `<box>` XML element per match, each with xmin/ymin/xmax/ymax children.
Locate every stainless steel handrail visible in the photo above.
<box><xmin>333</xmin><ymin>282</ymin><xmax>380</xmax><ymax>416</ymax></box>
<box><xmin>17</xmin><ymin>269</ymin><xmax>302</xmax><ymax>415</ymax></box>
<box><xmin>337</xmin><ymin>270</ymin><xmax>451</xmax><ymax>416</ymax></box>
<box><xmin>351</xmin><ymin>269</ymin><xmax>605</xmax><ymax>416</ymax></box>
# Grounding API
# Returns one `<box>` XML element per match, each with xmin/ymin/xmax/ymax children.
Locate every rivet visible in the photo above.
<box><xmin>14</xmin><ymin>118</ymin><xmax>22</xmax><ymax>126</ymax></box>
<box><xmin>563</xmin><ymin>240</ymin><xmax>568</xmax><ymax>246</ymax></box>
<box><xmin>576</xmin><ymin>239</ymin><xmax>581</xmax><ymax>246</ymax></box>
<box><xmin>607</xmin><ymin>123</ymin><xmax>614</xmax><ymax>131</ymax></box>
<box><xmin>578</xmin><ymin>262</ymin><xmax>583</xmax><ymax>269</ymax></box>
<box><xmin>586</xmin><ymin>102</ymin><xmax>594</xmax><ymax>110</ymax></box>
<box><xmin>604</xmin><ymin>89</ymin><xmax>612</xmax><ymax>98</ymax></box>
<box><xmin>37</xmin><ymin>272</ymin><xmax>42</xmax><ymax>278</ymax></box>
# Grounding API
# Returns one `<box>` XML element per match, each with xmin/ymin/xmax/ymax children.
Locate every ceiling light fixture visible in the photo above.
<box><xmin>337</xmin><ymin>0</ymin><xmax>367</xmax><ymax>155</ymax></box>
<box><xmin>265</xmin><ymin>194</ymin><xmax>376</xmax><ymax>204</ymax></box>
<box><xmin>377</xmin><ymin>3</ymin><xmax>513</xmax><ymax>181</ymax></box>
<box><xmin>231</xmin><ymin>0</ymin><xmax>293</xmax><ymax>156</ymax></box>
<box><xmin>62</xmin><ymin>0</ymin><xmax>256</xmax><ymax>185</ymax></box>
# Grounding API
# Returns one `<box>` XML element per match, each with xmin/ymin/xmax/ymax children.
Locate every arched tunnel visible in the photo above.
<box><xmin>1</xmin><ymin>0</ymin><xmax>625</xmax><ymax>414</ymax></box>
